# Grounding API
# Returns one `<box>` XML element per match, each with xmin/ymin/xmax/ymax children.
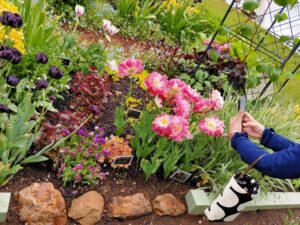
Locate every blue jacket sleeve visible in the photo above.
<box><xmin>231</xmin><ymin>132</ymin><xmax>300</xmax><ymax>179</ymax></box>
<box><xmin>260</xmin><ymin>128</ymin><xmax>297</xmax><ymax>152</ymax></box>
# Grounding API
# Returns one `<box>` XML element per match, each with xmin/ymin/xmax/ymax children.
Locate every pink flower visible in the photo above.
<box><xmin>183</xmin><ymin>85</ymin><xmax>201</xmax><ymax>103</ymax></box>
<box><xmin>216</xmin><ymin>43</ymin><xmax>230</xmax><ymax>53</ymax></box>
<box><xmin>152</xmin><ymin>113</ymin><xmax>171</xmax><ymax>136</ymax></box>
<box><xmin>168</xmin><ymin>116</ymin><xmax>193</xmax><ymax>142</ymax></box>
<box><xmin>102</xmin><ymin>19</ymin><xmax>111</xmax><ymax>30</ymax></box>
<box><xmin>154</xmin><ymin>96</ymin><xmax>163</xmax><ymax>108</ymax></box>
<box><xmin>118</xmin><ymin>59</ymin><xmax>143</xmax><ymax>78</ymax></box>
<box><xmin>198</xmin><ymin>116</ymin><xmax>225</xmax><ymax>136</ymax></box>
<box><xmin>102</xmin><ymin>19</ymin><xmax>119</xmax><ymax>36</ymax></box>
<box><xmin>75</xmin><ymin>174</ymin><xmax>82</xmax><ymax>183</ymax></box>
<box><xmin>75</xmin><ymin>5</ymin><xmax>84</xmax><ymax>17</ymax></box>
<box><xmin>173</xmin><ymin>96</ymin><xmax>191</xmax><ymax>118</ymax></box>
<box><xmin>144</xmin><ymin>72</ymin><xmax>168</xmax><ymax>99</ymax></box>
<box><xmin>164</xmin><ymin>79</ymin><xmax>187</xmax><ymax>100</ymax></box>
<box><xmin>194</xmin><ymin>98</ymin><xmax>215</xmax><ymax>113</ymax></box>
<box><xmin>73</xmin><ymin>163</ymin><xmax>83</xmax><ymax>171</ymax></box>
<box><xmin>211</xmin><ymin>90</ymin><xmax>224</xmax><ymax>111</ymax></box>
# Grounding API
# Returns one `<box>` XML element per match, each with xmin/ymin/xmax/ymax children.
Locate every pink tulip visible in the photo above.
<box><xmin>152</xmin><ymin>113</ymin><xmax>171</xmax><ymax>136</ymax></box>
<box><xmin>183</xmin><ymin>85</ymin><xmax>201</xmax><ymax>103</ymax></box>
<box><xmin>211</xmin><ymin>90</ymin><xmax>224</xmax><ymax>111</ymax></box>
<box><xmin>173</xmin><ymin>96</ymin><xmax>191</xmax><ymax>118</ymax></box>
<box><xmin>144</xmin><ymin>72</ymin><xmax>168</xmax><ymax>99</ymax></box>
<box><xmin>164</xmin><ymin>79</ymin><xmax>187</xmax><ymax>100</ymax></box>
<box><xmin>118</xmin><ymin>59</ymin><xmax>143</xmax><ymax>78</ymax></box>
<box><xmin>198</xmin><ymin>116</ymin><xmax>225</xmax><ymax>136</ymax></box>
<box><xmin>194</xmin><ymin>98</ymin><xmax>215</xmax><ymax>113</ymax></box>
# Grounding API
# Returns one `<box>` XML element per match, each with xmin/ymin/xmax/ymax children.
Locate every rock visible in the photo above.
<box><xmin>108</xmin><ymin>193</ymin><xmax>152</xmax><ymax>219</ymax></box>
<box><xmin>68</xmin><ymin>191</ymin><xmax>104</xmax><ymax>225</ymax></box>
<box><xmin>18</xmin><ymin>182</ymin><xmax>67</xmax><ymax>225</ymax></box>
<box><xmin>152</xmin><ymin>193</ymin><xmax>186</xmax><ymax>216</ymax></box>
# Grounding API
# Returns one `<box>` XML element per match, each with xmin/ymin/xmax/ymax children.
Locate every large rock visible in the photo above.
<box><xmin>108</xmin><ymin>193</ymin><xmax>152</xmax><ymax>219</ymax></box>
<box><xmin>18</xmin><ymin>182</ymin><xmax>67</xmax><ymax>225</ymax></box>
<box><xmin>152</xmin><ymin>193</ymin><xmax>186</xmax><ymax>216</ymax></box>
<box><xmin>68</xmin><ymin>191</ymin><xmax>104</xmax><ymax>225</ymax></box>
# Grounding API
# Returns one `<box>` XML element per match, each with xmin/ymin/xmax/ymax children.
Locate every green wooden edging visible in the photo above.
<box><xmin>0</xmin><ymin>193</ymin><xmax>11</xmax><ymax>223</ymax></box>
<box><xmin>185</xmin><ymin>189</ymin><xmax>300</xmax><ymax>215</ymax></box>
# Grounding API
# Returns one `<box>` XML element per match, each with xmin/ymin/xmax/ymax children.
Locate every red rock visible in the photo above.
<box><xmin>152</xmin><ymin>193</ymin><xmax>186</xmax><ymax>216</ymax></box>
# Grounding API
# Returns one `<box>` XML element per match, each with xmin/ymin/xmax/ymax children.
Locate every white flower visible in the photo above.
<box><xmin>154</xmin><ymin>96</ymin><xmax>163</xmax><ymax>108</ymax></box>
<box><xmin>102</xmin><ymin>19</ymin><xmax>119</xmax><ymax>36</ymax></box>
<box><xmin>108</xmin><ymin>60</ymin><xmax>118</xmax><ymax>71</ymax></box>
<box><xmin>75</xmin><ymin>5</ymin><xmax>84</xmax><ymax>17</ymax></box>
<box><xmin>102</xmin><ymin>19</ymin><xmax>112</xmax><ymax>30</ymax></box>
<box><xmin>108</xmin><ymin>25</ymin><xmax>119</xmax><ymax>36</ymax></box>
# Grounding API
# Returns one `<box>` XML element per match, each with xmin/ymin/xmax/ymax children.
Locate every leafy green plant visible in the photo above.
<box><xmin>0</xmin><ymin>94</ymin><xmax>47</xmax><ymax>185</ymax></box>
<box><xmin>116</xmin><ymin>0</ymin><xmax>137</xmax><ymax>19</ymax></box>
<box><xmin>114</xmin><ymin>105</ymin><xmax>127</xmax><ymax>136</ymax></box>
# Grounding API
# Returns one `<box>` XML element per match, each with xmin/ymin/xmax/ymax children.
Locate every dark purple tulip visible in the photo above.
<box><xmin>6</xmin><ymin>75</ymin><xmax>19</xmax><ymax>86</ymax></box>
<box><xmin>0</xmin><ymin>11</ymin><xmax>23</xmax><ymax>28</ymax></box>
<box><xmin>36</xmin><ymin>79</ymin><xmax>49</xmax><ymax>90</ymax></box>
<box><xmin>11</xmin><ymin>48</ymin><xmax>22</xmax><ymax>64</ymax></box>
<box><xmin>49</xmin><ymin>96</ymin><xmax>57</xmax><ymax>102</ymax></box>
<box><xmin>0</xmin><ymin>46</ymin><xmax>22</xmax><ymax>64</ymax></box>
<box><xmin>49</xmin><ymin>66</ymin><xmax>63</xmax><ymax>79</ymax></box>
<box><xmin>36</xmin><ymin>52</ymin><xmax>48</xmax><ymax>64</ymax></box>
<box><xmin>0</xmin><ymin>104</ymin><xmax>12</xmax><ymax>113</ymax></box>
<box><xmin>90</xmin><ymin>105</ymin><xmax>100</xmax><ymax>115</ymax></box>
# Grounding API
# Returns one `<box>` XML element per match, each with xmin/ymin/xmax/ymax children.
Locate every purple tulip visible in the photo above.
<box><xmin>36</xmin><ymin>52</ymin><xmax>48</xmax><ymax>64</ymax></box>
<box><xmin>35</xmin><ymin>79</ymin><xmax>48</xmax><ymax>90</ymax></box>
<box><xmin>0</xmin><ymin>46</ymin><xmax>22</xmax><ymax>64</ymax></box>
<box><xmin>90</xmin><ymin>105</ymin><xmax>100</xmax><ymax>115</ymax></box>
<box><xmin>0</xmin><ymin>11</ymin><xmax>23</xmax><ymax>28</ymax></box>
<box><xmin>6</xmin><ymin>75</ymin><xmax>19</xmax><ymax>86</ymax></box>
<box><xmin>49</xmin><ymin>66</ymin><xmax>63</xmax><ymax>79</ymax></box>
<box><xmin>0</xmin><ymin>104</ymin><xmax>12</xmax><ymax>113</ymax></box>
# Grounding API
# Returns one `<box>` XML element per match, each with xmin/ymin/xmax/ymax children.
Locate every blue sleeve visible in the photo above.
<box><xmin>231</xmin><ymin>132</ymin><xmax>300</xmax><ymax>179</ymax></box>
<box><xmin>260</xmin><ymin>128</ymin><xmax>297</xmax><ymax>151</ymax></box>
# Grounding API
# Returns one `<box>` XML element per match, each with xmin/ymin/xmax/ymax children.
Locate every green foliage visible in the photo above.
<box><xmin>274</xmin><ymin>12</ymin><xmax>288</xmax><ymax>22</ymax></box>
<box><xmin>274</xmin><ymin>0</ymin><xmax>298</xmax><ymax>7</ymax></box>
<box><xmin>238</xmin><ymin>24</ymin><xmax>255</xmax><ymax>37</ymax></box>
<box><xmin>243</xmin><ymin>0</ymin><xmax>260</xmax><ymax>11</ymax></box>
<box><xmin>114</xmin><ymin>105</ymin><xmax>127</xmax><ymax>136</ymax></box>
<box><xmin>0</xmin><ymin>94</ymin><xmax>48</xmax><ymax>185</ymax></box>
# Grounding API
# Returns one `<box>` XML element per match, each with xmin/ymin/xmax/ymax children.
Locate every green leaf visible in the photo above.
<box><xmin>256</xmin><ymin>63</ymin><xmax>269</xmax><ymax>73</ymax></box>
<box><xmin>243</xmin><ymin>0</ymin><xmax>260</xmax><ymax>11</ymax></box>
<box><xmin>218</xmin><ymin>26</ymin><xmax>230</xmax><ymax>36</ymax></box>
<box><xmin>210</xmin><ymin>49</ymin><xmax>218</xmax><ymax>63</ymax></box>
<box><xmin>274</xmin><ymin>0</ymin><xmax>289</xmax><ymax>6</ymax></box>
<box><xmin>22</xmin><ymin>155</ymin><xmax>48</xmax><ymax>164</ymax></box>
<box><xmin>140</xmin><ymin>158</ymin><xmax>161</xmax><ymax>180</ymax></box>
<box><xmin>274</xmin><ymin>12</ymin><xmax>288</xmax><ymax>22</ymax></box>
<box><xmin>279</xmin><ymin>35</ymin><xmax>291</xmax><ymax>42</ymax></box>
<box><xmin>239</xmin><ymin>24</ymin><xmax>255</xmax><ymax>37</ymax></box>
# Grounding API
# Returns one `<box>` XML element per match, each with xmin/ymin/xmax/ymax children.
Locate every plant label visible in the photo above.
<box><xmin>111</xmin><ymin>155</ymin><xmax>134</xmax><ymax>166</ymax></box>
<box><xmin>170</xmin><ymin>169</ymin><xmax>192</xmax><ymax>183</ymax></box>
<box><xmin>0</xmin><ymin>192</ymin><xmax>11</xmax><ymax>223</ymax></box>
<box><xmin>238</xmin><ymin>96</ymin><xmax>246</xmax><ymax>112</ymax></box>
<box><xmin>126</xmin><ymin>108</ymin><xmax>141</xmax><ymax>119</ymax></box>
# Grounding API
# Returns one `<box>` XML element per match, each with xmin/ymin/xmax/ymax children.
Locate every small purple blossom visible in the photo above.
<box><xmin>77</xmin><ymin>148</ymin><xmax>83</xmax><ymax>153</ymax></box>
<box><xmin>93</xmin><ymin>134</ymin><xmax>106</xmax><ymax>146</ymax></box>
<box><xmin>70</xmin><ymin>151</ymin><xmax>77</xmax><ymax>157</ymax></box>
<box><xmin>90</xmin><ymin>105</ymin><xmax>100</xmax><ymax>115</ymax></box>
<box><xmin>36</xmin><ymin>52</ymin><xmax>48</xmax><ymax>64</ymax></box>
<box><xmin>94</xmin><ymin>153</ymin><xmax>101</xmax><ymax>160</ymax></box>
<box><xmin>35</xmin><ymin>79</ymin><xmax>48</xmax><ymax>90</ymax></box>
<box><xmin>73</xmin><ymin>163</ymin><xmax>83</xmax><ymax>171</ymax></box>
<box><xmin>60</xmin><ymin>128</ymin><xmax>70</xmax><ymax>137</ymax></box>
<box><xmin>49</xmin><ymin>66</ymin><xmax>64</xmax><ymax>79</ymax></box>
<box><xmin>102</xmin><ymin>149</ymin><xmax>110</xmax><ymax>157</ymax></box>
<box><xmin>87</xmin><ymin>165</ymin><xmax>97</xmax><ymax>174</ymax></box>
<box><xmin>76</xmin><ymin>127</ymin><xmax>87</xmax><ymax>137</ymax></box>
<box><xmin>75</xmin><ymin>174</ymin><xmax>82</xmax><ymax>183</ymax></box>
<box><xmin>0</xmin><ymin>104</ymin><xmax>12</xmax><ymax>113</ymax></box>
<box><xmin>49</xmin><ymin>96</ymin><xmax>57</xmax><ymax>102</ymax></box>
<box><xmin>60</xmin><ymin>163</ymin><xmax>66</xmax><ymax>171</ymax></box>
<box><xmin>99</xmin><ymin>172</ymin><xmax>107</xmax><ymax>180</ymax></box>
<box><xmin>6</xmin><ymin>75</ymin><xmax>19</xmax><ymax>86</ymax></box>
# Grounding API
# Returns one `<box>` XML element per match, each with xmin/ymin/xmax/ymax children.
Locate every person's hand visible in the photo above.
<box><xmin>229</xmin><ymin>111</ymin><xmax>244</xmax><ymax>139</ymax></box>
<box><xmin>242</xmin><ymin>112</ymin><xmax>265</xmax><ymax>140</ymax></box>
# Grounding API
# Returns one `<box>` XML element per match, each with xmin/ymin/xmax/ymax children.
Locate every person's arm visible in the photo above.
<box><xmin>260</xmin><ymin>128</ymin><xmax>297</xmax><ymax>152</ymax></box>
<box><xmin>232</xmin><ymin>132</ymin><xmax>300</xmax><ymax>179</ymax></box>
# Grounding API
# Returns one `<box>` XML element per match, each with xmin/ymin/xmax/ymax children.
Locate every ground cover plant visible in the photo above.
<box><xmin>1</xmin><ymin>0</ymin><xmax>300</xmax><ymax>224</ymax></box>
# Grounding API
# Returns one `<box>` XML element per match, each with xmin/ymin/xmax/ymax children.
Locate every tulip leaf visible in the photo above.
<box><xmin>243</xmin><ymin>0</ymin><xmax>260</xmax><ymax>11</ymax></box>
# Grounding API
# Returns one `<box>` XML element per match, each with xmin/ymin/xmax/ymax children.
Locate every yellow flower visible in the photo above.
<box><xmin>132</xmin><ymin>70</ymin><xmax>148</xmax><ymax>90</ymax></box>
<box><xmin>125</xmin><ymin>96</ymin><xmax>142</xmax><ymax>108</ymax></box>
<box><xmin>294</xmin><ymin>104</ymin><xmax>300</xmax><ymax>115</ymax></box>
<box><xmin>0</xmin><ymin>0</ymin><xmax>25</xmax><ymax>53</ymax></box>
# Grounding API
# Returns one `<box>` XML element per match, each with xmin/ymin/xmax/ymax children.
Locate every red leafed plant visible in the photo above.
<box><xmin>69</xmin><ymin>71</ymin><xmax>111</xmax><ymax>112</ymax></box>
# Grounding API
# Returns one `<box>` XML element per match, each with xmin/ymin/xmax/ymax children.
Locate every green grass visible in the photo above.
<box><xmin>201</xmin><ymin>0</ymin><xmax>300</xmax><ymax>103</ymax></box>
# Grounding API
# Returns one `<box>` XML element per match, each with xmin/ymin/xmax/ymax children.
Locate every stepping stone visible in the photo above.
<box><xmin>0</xmin><ymin>192</ymin><xmax>11</xmax><ymax>223</ymax></box>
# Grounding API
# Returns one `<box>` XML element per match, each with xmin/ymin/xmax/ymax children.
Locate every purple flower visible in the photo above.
<box><xmin>90</xmin><ymin>105</ymin><xmax>100</xmax><ymax>115</ymax></box>
<box><xmin>87</xmin><ymin>165</ymin><xmax>97</xmax><ymax>174</ymax></box>
<box><xmin>60</xmin><ymin>163</ymin><xmax>66</xmax><ymax>171</ymax></box>
<box><xmin>49</xmin><ymin>96</ymin><xmax>57</xmax><ymax>102</ymax></box>
<box><xmin>0</xmin><ymin>11</ymin><xmax>23</xmax><ymax>28</ymax></box>
<box><xmin>60</xmin><ymin>128</ymin><xmax>70</xmax><ymax>137</ymax></box>
<box><xmin>94</xmin><ymin>153</ymin><xmax>101</xmax><ymax>160</ymax></box>
<box><xmin>35</xmin><ymin>79</ymin><xmax>48</xmax><ymax>90</ymax></box>
<box><xmin>0</xmin><ymin>104</ymin><xmax>12</xmax><ymax>113</ymax></box>
<box><xmin>49</xmin><ymin>66</ymin><xmax>63</xmax><ymax>79</ymax></box>
<box><xmin>73</xmin><ymin>163</ymin><xmax>83</xmax><ymax>171</ymax></box>
<box><xmin>99</xmin><ymin>172</ymin><xmax>107</xmax><ymax>180</ymax></box>
<box><xmin>0</xmin><ymin>46</ymin><xmax>22</xmax><ymax>64</ymax></box>
<box><xmin>75</xmin><ymin>174</ymin><xmax>82</xmax><ymax>183</ymax></box>
<box><xmin>36</xmin><ymin>52</ymin><xmax>48</xmax><ymax>64</ymax></box>
<box><xmin>102</xmin><ymin>149</ymin><xmax>110</xmax><ymax>157</ymax></box>
<box><xmin>77</xmin><ymin>148</ymin><xmax>83</xmax><ymax>153</ymax></box>
<box><xmin>6</xmin><ymin>75</ymin><xmax>19</xmax><ymax>86</ymax></box>
<box><xmin>76</xmin><ymin>127</ymin><xmax>87</xmax><ymax>137</ymax></box>
<box><xmin>93</xmin><ymin>134</ymin><xmax>106</xmax><ymax>146</ymax></box>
